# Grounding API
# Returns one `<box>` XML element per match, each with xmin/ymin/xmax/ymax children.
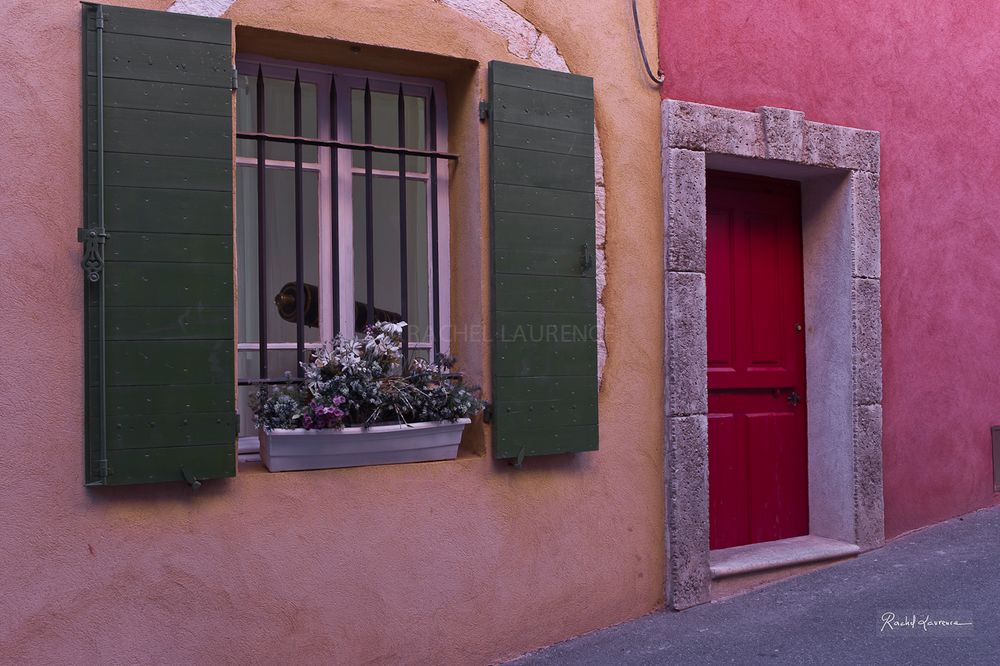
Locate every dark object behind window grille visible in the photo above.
<box><xmin>273</xmin><ymin>282</ymin><xmax>402</xmax><ymax>332</ymax></box>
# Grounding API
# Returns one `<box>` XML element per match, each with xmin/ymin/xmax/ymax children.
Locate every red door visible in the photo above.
<box><xmin>706</xmin><ymin>171</ymin><xmax>809</xmax><ymax>550</ymax></box>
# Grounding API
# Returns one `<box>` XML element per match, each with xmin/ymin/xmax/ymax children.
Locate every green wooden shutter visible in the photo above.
<box><xmin>488</xmin><ymin>61</ymin><xmax>599</xmax><ymax>460</ymax></box>
<box><xmin>82</xmin><ymin>4</ymin><xmax>235</xmax><ymax>486</ymax></box>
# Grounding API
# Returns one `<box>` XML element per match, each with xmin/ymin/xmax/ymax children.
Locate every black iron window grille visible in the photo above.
<box><xmin>234</xmin><ymin>57</ymin><xmax>456</xmax><ymax>439</ymax></box>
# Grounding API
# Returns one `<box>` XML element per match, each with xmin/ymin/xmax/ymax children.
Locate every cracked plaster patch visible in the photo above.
<box><xmin>167</xmin><ymin>0</ymin><xmax>232</xmax><ymax>15</ymax></box>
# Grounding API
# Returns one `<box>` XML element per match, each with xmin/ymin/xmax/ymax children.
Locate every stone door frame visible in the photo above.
<box><xmin>661</xmin><ymin>100</ymin><xmax>884</xmax><ymax>609</ymax></box>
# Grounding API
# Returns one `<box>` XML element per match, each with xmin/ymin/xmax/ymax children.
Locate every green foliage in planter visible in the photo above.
<box><xmin>252</xmin><ymin>322</ymin><xmax>484</xmax><ymax>431</ymax></box>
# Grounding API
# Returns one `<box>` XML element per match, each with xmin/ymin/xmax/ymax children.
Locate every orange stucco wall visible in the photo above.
<box><xmin>0</xmin><ymin>1</ymin><xmax>664</xmax><ymax>663</ymax></box>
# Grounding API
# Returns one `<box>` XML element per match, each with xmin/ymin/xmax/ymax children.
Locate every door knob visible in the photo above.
<box><xmin>787</xmin><ymin>390</ymin><xmax>802</xmax><ymax>407</ymax></box>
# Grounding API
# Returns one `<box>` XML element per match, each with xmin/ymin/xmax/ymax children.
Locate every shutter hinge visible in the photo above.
<box><xmin>231</xmin><ymin>67</ymin><xmax>239</xmax><ymax>92</ymax></box>
<box><xmin>95</xmin><ymin>13</ymin><xmax>105</xmax><ymax>30</ymax></box>
<box><xmin>479</xmin><ymin>100</ymin><xmax>489</xmax><ymax>122</ymax></box>
<box><xmin>77</xmin><ymin>228</ymin><xmax>109</xmax><ymax>283</ymax></box>
<box><xmin>482</xmin><ymin>401</ymin><xmax>493</xmax><ymax>424</ymax></box>
<box><xmin>235</xmin><ymin>412</ymin><xmax>241</xmax><ymax>438</ymax></box>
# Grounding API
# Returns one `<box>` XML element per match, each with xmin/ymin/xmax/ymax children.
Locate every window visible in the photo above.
<box><xmin>81</xmin><ymin>3</ymin><xmax>599</xmax><ymax>486</ymax></box>
<box><xmin>234</xmin><ymin>56</ymin><xmax>453</xmax><ymax>442</ymax></box>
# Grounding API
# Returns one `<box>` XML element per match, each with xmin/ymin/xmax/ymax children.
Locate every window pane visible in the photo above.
<box><xmin>237</xmin><ymin>165</ymin><xmax>321</xmax><ymax>345</ymax></box>
<box><xmin>236</xmin><ymin>165</ymin><xmax>258</xmax><ymax>342</ymax></box>
<box><xmin>408</xmin><ymin>348</ymin><xmax>430</xmax><ymax>364</ymax></box>
<box><xmin>236</xmin><ymin>71</ymin><xmax>319</xmax><ymax>162</ymax></box>
<box><xmin>351</xmin><ymin>90</ymin><xmax>427</xmax><ymax>172</ymax></box>
<box><xmin>404</xmin><ymin>95</ymin><xmax>427</xmax><ymax>174</ymax></box>
<box><xmin>237</xmin><ymin>384</ymin><xmax>257</xmax><ymax>438</ymax></box>
<box><xmin>352</xmin><ymin>175</ymin><xmax>399</xmax><ymax>330</ymax></box>
<box><xmin>351</xmin><ymin>175</ymin><xmax>430</xmax><ymax>339</ymax></box>
<box><xmin>406</xmin><ymin>180</ymin><xmax>430</xmax><ymax>345</ymax></box>
<box><xmin>237</xmin><ymin>349</ymin><xmax>306</xmax><ymax>436</ymax></box>
<box><xmin>236</xmin><ymin>73</ymin><xmax>257</xmax><ymax>158</ymax></box>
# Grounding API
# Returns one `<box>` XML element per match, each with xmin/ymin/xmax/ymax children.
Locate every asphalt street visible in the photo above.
<box><xmin>507</xmin><ymin>504</ymin><xmax>1000</xmax><ymax>665</ymax></box>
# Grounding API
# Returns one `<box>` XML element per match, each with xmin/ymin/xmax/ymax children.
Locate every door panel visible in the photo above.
<box><xmin>746</xmin><ymin>409</ymin><xmax>808</xmax><ymax>544</ymax></box>
<box><xmin>706</xmin><ymin>206</ymin><xmax>736</xmax><ymax>375</ymax></box>
<box><xmin>706</xmin><ymin>171</ymin><xmax>809</xmax><ymax>550</ymax></box>
<box><xmin>747</xmin><ymin>211</ymin><xmax>782</xmax><ymax>366</ymax></box>
<box><xmin>708</xmin><ymin>411</ymin><xmax>748</xmax><ymax>548</ymax></box>
<box><xmin>707</xmin><ymin>179</ymin><xmax>804</xmax><ymax>391</ymax></box>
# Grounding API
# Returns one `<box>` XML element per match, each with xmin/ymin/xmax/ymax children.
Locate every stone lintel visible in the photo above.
<box><xmin>663</xmin><ymin>99</ymin><xmax>880</xmax><ymax>174</ymax></box>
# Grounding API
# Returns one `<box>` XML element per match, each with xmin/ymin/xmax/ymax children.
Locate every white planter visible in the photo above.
<box><xmin>259</xmin><ymin>419</ymin><xmax>471</xmax><ymax>472</ymax></box>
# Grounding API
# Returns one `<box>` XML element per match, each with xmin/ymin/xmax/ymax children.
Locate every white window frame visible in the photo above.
<box><xmin>235</xmin><ymin>54</ymin><xmax>451</xmax><ymax>359</ymax></box>
<box><xmin>234</xmin><ymin>55</ymin><xmax>452</xmax><ymax>451</ymax></box>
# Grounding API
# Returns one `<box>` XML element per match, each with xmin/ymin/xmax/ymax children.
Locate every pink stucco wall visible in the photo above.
<box><xmin>0</xmin><ymin>1</ymin><xmax>665</xmax><ymax>663</ymax></box>
<box><xmin>659</xmin><ymin>0</ymin><xmax>1000</xmax><ymax>537</ymax></box>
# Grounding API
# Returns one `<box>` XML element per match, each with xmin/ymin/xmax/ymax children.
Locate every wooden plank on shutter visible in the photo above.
<box><xmin>88</xmin><ymin>186</ymin><xmax>233</xmax><ymax>235</ymax></box>
<box><xmin>104</xmin><ymin>232</ymin><xmax>232</xmax><ymax>264</ymax></box>
<box><xmin>488</xmin><ymin>61</ymin><xmax>598</xmax><ymax>460</ymax></box>
<box><xmin>89</xmin><ymin>152</ymin><xmax>232</xmax><ymax>190</ymax></box>
<box><xmin>84</xmin><ymin>33</ymin><xmax>232</xmax><ymax>86</ymax></box>
<box><xmin>88</xmin><ymin>78</ymin><xmax>233</xmax><ymax>116</ymax></box>
<box><xmin>84</xmin><ymin>5</ymin><xmax>231</xmax><ymax>44</ymax></box>
<box><xmin>83</xmin><ymin>3</ymin><xmax>235</xmax><ymax>486</ymax></box>
<box><xmin>92</xmin><ymin>306</ymin><xmax>234</xmax><ymax>340</ymax></box>
<box><xmin>495</xmin><ymin>275</ymin><xmax>595</xmax><ymax>313</ymax></box>
<box><xmin>87</xmin><ymin>107</ymin><xmax>233</xmax><ymax>158</ymax></box>
<box><xmin>105</xmin><ymin>263</ymin><xmax>233</xmax><ymax>307</ymax></box>
<box><xmin>494</xmin><ymin>183</ymin><xmax>594</xmax><ymax>218</ymax></box>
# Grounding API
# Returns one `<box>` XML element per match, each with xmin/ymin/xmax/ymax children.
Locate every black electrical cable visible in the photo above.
<box><xmin>632</xmin><ymin>0</ymin><xmax>664</xmax><ymax>85</ymax></box>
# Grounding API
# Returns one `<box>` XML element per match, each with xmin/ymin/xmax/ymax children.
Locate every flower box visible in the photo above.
<box><xmin>259</xmin><ymin>418</ymin><xmax>471</xmax><ymax>472</ymax></box>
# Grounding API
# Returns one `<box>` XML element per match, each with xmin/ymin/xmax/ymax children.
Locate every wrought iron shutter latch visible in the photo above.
<box><xmin>77</xmin><ymin>228</ymin><xmax>109</xmax><ymax>283</ymax></box>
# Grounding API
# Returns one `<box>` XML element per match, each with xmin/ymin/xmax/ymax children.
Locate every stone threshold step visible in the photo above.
<box><xmin>710</xmin><ymin>535</ymin><xmax>860</xmax><ymax>579</ymax></box>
